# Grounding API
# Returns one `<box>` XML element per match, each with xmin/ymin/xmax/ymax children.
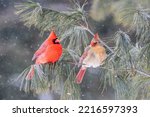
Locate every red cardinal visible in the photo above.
<box><xmin>27</xmin><ymin>31</ymin><xmax>62</xmax><ymax>79</ymax></box>
<box><xmin>75</xmin><ymin>33</ymin><xmax>107</xmax><ymax>84</ymax></box>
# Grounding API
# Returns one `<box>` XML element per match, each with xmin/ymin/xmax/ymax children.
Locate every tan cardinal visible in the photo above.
<box><xmin>75</xmin><ymin>33</ymin><xmax>107</xmax><ymax>84</ymax></box>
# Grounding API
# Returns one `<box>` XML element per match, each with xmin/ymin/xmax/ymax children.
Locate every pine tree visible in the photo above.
<box><xmin>15</xmin><ymin>0</ymin><xmax>150</xmax><ymax>99</ymax></box>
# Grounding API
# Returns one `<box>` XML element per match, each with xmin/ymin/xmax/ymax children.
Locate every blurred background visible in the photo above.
<box><xmin>0</xmin><ymin>0</ymin><xmax>121</xmax><ymax>100</ymax></box>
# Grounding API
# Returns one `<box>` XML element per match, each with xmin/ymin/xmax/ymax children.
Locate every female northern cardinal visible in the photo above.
<box><xmin>75</xmin><ymin>33</ymin><xmax>107</xmax><ymax>84</ymax></box>
<box><xmin>27</xmin><ymin>31</ymin><xmax>62</xmax><ymax>79</ymax></box>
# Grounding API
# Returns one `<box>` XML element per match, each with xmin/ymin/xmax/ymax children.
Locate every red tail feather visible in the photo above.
<box><xmin>75</xmin><ymin>67</ymin><xmax>86</xmax><ymax>84</ymax></box>
<box><xmin>27</xmin><ymin>65</ymin><xmax>35</xmax><ymax>80</ymax></box>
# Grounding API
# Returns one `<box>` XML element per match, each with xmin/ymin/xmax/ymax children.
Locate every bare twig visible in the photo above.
<box><xmin>135</xmin><ymin>69</ymin><xmax>150</xmax><ymax>77</ymax></box>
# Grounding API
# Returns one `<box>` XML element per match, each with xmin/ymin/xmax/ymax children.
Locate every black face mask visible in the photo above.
<box><xmin>52</xmin><ymin>38</ymin><xmax>60</xmax><ymax>44</ymax></box>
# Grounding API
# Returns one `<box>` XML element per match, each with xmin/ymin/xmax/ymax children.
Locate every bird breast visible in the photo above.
<box><xmin>82</xmin><ymin>44</ymin><xmax>107</xmax><ymax>68</ymax></box>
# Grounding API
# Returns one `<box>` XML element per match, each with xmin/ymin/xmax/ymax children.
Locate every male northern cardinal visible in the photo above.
<box><xmin>27</xmin><ymin>31</ymin><xmax>62</xmax><ymax>79</ymax></box>
<box><xmin>75</xmin><ymin>33</ymin><xmax>107</xmax><ymax>84</ymax></box>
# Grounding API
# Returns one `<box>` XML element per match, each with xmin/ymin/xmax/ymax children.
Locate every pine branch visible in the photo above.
<box><xmin>61</xmin><ymin>26</ymin><xmax>89</xmax><ymax>56</ymax></box>
<box><xmin>132</xmin><ymin>7</ymin><xmax>150</xmax><ymax>45</ymax></box>
<box><xmin>130</xmin><ymin>77</ymin><xmax>150</xmax><ymax>99</ymax></box>
<box><xmin>60</xmin><ymin>66</ymin><xmax>81</xmax><ymax>100</ymax></box>
<box><xmin>135</xmin><ymin>69</ymin><xmax>150</xmax><ymax>77</ymax></box>
<box><xmin>16</xmin><ymin>64</ymin><xmax>49</xmax><ymax>93</ymax></box>
<box><xmin>98</xmin><ymin>28</ymin><xmax>150</xmax><ymax>99</ymax></box>
<box><xmin>15</xmin><ymin>0</ymin><xmax>150</xmax><ymax>100</ymax></box>
<box><xmin>15</xmin><ymin>0</ymin><xmax>85</xmax><ymax>34</ymax></box>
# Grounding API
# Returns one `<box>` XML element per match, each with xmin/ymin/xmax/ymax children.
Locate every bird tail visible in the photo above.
<box><xmin>75</xmin><ymin>67</ymin><xmax>86</xmax><ymax>84</ymax></box>
<box><xmin>26</xmin><ymin>65</ymin><xmax>35</xmax><ymax>80</ymax></box>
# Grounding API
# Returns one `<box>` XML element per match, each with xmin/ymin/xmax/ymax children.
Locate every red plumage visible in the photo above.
<box><xmin>27</xmin><ymin>31</ymin><xmax>62</xmax><ymax>80</ymax></box>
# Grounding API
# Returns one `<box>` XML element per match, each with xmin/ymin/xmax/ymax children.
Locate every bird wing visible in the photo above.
<box><xmin>32</xmin><ymin>39</ymin><xmax>50</xmax><ymax>61</ymax></box>
<box><xmin>35</xmin><ymin>44</ymin><xmax>62</xmax><ymax>64</ymax></box>
<box><xmin>78</xmin><ymin>46</ymin><xmax>91</xmax><ymax>67</ymax></box>
<box><xmin>82</xmin><ymin>44</ymin><xmax>107</xmax><ymax>68</ymax></box>
<box><xmin>82</xmin><ymin>49</ymin><xmax>99</xmax><ymax>67</ymax></box>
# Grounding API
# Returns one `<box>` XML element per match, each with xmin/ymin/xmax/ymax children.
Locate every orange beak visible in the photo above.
<box><xmin>55</xmin><ymin>39</ymin><xmax>60</xmax><ymax>43</ymax></box>
<box><xmin>90</xmin><ymin>40</ymin><xmax>96</xmax><ymax>46</ymax></box>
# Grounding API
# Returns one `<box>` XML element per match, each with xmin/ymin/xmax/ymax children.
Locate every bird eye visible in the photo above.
<box><xmin>53</xmin><ymin>38</ymin><xmax>58</xmax><ymax>41</ymax></box>
<box><xmin>52</xmin><ymin>38</ymin><xmax>57</xmax><ymax>42</ymax></box>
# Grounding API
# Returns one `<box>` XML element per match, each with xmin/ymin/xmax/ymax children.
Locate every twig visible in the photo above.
<box><xmin>62</xmin><ymin>60</ymin><xmax>150</xmax><ymax>77</ymax></box>
<box><xmin>135</xmin><ymin>69</ymin><xmax>150</xmax><ymax>77</ymax></box>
